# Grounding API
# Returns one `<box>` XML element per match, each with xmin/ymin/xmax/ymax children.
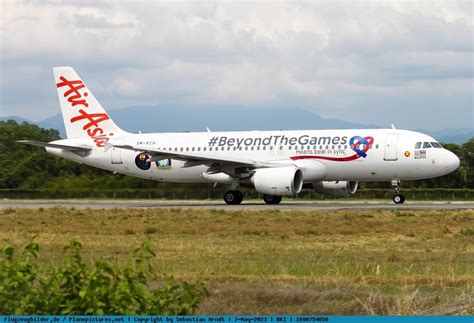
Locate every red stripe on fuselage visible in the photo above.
<box><xmin>290</xmin><ymin>154</ymin><xmax>361</xmax><ymax>162</ymax></box>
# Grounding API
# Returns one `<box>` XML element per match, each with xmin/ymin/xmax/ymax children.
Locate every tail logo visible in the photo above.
<box><xmin>56</xmin><ymin>75</ymin><xmax>113</xmax><ymax>147</ymax></box>
<box><xmin>56</xmin><ymin>76</ymin><xmax>89</xmax><ymax>108</ymax></box>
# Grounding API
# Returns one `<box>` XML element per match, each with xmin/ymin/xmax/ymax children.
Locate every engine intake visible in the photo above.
<box><xmin>251</xmin><ymin>167</ymin><xmax>303</xmax><ymax>196</ymax></box>
<box><xmin>313</xmin><ymin>181</ymin><xmax>358</xmax><ymax>196</ymax></box>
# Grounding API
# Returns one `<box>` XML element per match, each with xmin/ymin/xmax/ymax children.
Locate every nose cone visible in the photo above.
<box><xmin>444</xmin><ymin>150</ymin><xmax>460</xmax><ymax>174</ymax></box>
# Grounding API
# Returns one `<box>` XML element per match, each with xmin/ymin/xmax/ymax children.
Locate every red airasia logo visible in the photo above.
<box><xmin>56</xmin><ymin>76</ymin><xmax>113</xmax><ymax>147</ymax></box>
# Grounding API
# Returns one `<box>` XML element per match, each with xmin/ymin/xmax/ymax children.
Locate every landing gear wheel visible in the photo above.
<box><xmin>263</xmin><ymin>194</ymin><xmax>282</xmax><ymax>205</ymax></box>
<box><xmin>393</xmin><ymin>194</ymin><xmax>405</xmax><ymax>204</ymax></box>
<box><xmin>234</xmin><ymin>190</ymin><xmax>243</xmax><ymax>204</ymax></box>
<box><xmin>391</xmin><ymin>179</ymin><xmax>406</xmax><ymax>204</ymax></box>
<box><xmin>224</xmin><ymin>190</ymin><xmax>243</xmax><ymax>205</ymax></box>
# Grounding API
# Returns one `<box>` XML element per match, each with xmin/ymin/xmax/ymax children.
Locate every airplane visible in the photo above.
<box><xmin>19</xmin><ymin>67</ymin><xmax>460</xmax><ymax>205</ymax></box>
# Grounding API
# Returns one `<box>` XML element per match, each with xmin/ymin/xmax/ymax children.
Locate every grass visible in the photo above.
<box><xmin>0</xmin><ymin>207</ymin><xmax>473</xmax><ymax>315</ymax></box>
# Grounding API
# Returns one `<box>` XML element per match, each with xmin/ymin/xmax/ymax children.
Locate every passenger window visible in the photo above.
<box><xmin>431</xmin><ymin>142</ymin><xmax>442</xmax><ymax>148</ymax></box>
<box><xmin>415</xmin><ymin>142</ymin><xmax>422</xmax><ymax>149</ymax></box>
<box><xmin>423</xmin><ymin>142</ymin><xmax>432</xmax><ymax>149</ymax></box>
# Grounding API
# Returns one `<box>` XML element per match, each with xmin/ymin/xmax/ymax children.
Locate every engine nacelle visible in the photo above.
<box><xmin>251</xmin><ymin>167</ymin><xmax>303</xmax><ymax>196</ymax></box>
<box><xmin>313</xmin><ymin>181</ymin><xmax>358</xmax><ymax>196</ymax></box>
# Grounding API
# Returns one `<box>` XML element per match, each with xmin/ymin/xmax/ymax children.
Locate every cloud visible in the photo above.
<box><xmin>0</xmin><ymin>0</ymin><xmax>472</xmax><ymax>130</ymax></box>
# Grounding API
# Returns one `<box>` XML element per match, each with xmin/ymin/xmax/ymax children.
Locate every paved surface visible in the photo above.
<box><xmin>0</xmin><ymin>200</ymin><xmax>472</xmax><ymax>211</ymax></box>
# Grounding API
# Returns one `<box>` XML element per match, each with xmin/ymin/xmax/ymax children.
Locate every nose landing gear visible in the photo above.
<box><xmin>392</xmin><ymin>180</ymin><xmax>405</xmax><ymax>204</ymax></box>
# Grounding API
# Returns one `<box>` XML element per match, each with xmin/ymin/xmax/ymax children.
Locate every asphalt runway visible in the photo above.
<box><xmin>0</xmin><ymin>200</ymin><xmax>472</xmax><ymax>211</ymax></box>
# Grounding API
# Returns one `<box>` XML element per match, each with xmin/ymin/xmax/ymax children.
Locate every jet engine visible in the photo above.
<box><xmin>313</xmin><ymin>181</ymin><xmax>358</xmax><ymax>196</ymax></box>
<box><xmin>251</xmin><ymin>167</ymin><xmax>303</xmax><ymax>196</ymax></box>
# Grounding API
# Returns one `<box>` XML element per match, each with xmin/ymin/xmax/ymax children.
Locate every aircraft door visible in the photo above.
<box><xmin>111</xmin><ymin>140</ymin><xmax>123</xmax><ymax>164</ymax></box>
<box><xmin>111</xmin><ymin>148</ymin><xmax>123</xmax><ymax>164</ymax></box>
<box><xmin>384</xmin><ymin>134</ymin><xmax>398</xmax><ymax>161</ymax></box>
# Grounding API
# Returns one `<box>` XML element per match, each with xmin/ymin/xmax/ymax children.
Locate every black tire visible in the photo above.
<box><xmin>393</xmin><ymin>194</ymin><xmax>405</xmax><ymax>204</ymax></box>
<box><xmin>263</xmin><ymin>194</ymin><xmax>282</xmax><ymax>205</ymax></box>
<box><xmin>224</xmin><ymin>190</ymin><xmax>243</xmax><ymax>205</ymax></box>
<box><xmin>235</xmin><ymin>190</ymin><xmax>244</xmax><ymax>204</ymax></box>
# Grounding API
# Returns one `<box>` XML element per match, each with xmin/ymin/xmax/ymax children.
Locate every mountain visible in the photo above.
<box><xmin>0</xmin><ymin>116</ymin><xmax>34</xmax><ymax>124</ymax></box>
<box><xmin>2</xmin><ymin>105</ymin><xmax>472</xmax><ymax>144</ymax></box>
<box><xmin>30</xmin><ymin>105</ymin><xmax>378</xmax><ymax>138</ymax></box>
<box><xmin>415</xmin><ymin>128</ymin><xmax>474</xmax><ymax>145</ymax></box>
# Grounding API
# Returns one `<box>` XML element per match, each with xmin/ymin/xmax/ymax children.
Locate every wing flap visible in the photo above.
<box><xmin>113</xmin><ymin>144</ymin><xmax>278</xmax><ymax>168</ymax></box>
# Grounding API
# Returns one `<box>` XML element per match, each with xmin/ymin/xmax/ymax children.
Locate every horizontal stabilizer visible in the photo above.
<box><xmin>17</xmin><ymin>140</ymin><xmax>92</xmax><ymax>152</ymax></box>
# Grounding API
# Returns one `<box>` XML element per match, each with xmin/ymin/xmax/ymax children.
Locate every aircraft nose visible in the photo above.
<box><xmin>444</xmin><ymin>150</ymin><xmax>460</xmax><ymax>173</ymax></box>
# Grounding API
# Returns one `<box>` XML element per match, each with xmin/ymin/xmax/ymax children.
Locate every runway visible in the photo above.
<box><xmin>1</xmin><ymin>199</ymin><xmax>473</xmax><ymax>211</ymax></box>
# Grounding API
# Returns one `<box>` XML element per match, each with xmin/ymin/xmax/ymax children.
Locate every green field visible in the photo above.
<box><xmin>1</xmin><ymin>207</ymin><xmax>473</xmax><ymax>315</ymax></box>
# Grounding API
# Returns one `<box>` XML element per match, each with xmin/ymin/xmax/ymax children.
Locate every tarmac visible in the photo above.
<box><xmin>0</xmin><ymin>199</ymin><xmax>473</xmax><ymax>211</ymax></box>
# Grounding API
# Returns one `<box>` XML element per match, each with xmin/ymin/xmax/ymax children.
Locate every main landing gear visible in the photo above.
<box><xmin>224</xmin><ymin>190</ymin><xmax>243</xmax><ymax>205</ymax></box>
<box><xmin>392</xmin><ymin>180</ymin><xmax>405</xmax><ymax>204</ymax></box>
<box><xmin>223</xmin><ymin>190</ymin><xmax>283</xmax><ymax>205</ymax></box>
<box><xmin>263</xmin><ymin>194</ymin><xmax>282</xmax><ymax>205</ymax></box>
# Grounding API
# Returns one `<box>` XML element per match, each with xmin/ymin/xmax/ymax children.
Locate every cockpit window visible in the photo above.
<box><xmin>415</xmin><ymin>142</ymin><xmax>422</xmax><ymax>149</ymax></box>
<box><xmin>431</xmin><ymin>142</ymin><xmax>443</xmax><ymax>148</ymax></box>
<box><xmin>422</xmin><ymin>142</ymin><xmax>432</xmax><ymax>149</ymax></box>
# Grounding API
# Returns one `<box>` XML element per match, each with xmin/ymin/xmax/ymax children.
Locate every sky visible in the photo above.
<box><xmin>0</xmin><ymin>0</ymin><xmax>473</xmax><ymax>130</ymax></box>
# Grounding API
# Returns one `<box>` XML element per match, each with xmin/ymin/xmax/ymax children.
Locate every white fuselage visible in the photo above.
<box><xmin>47</xmin><ymin>128</ymin><xmax>460</xmax><ymax>184</ymax></box>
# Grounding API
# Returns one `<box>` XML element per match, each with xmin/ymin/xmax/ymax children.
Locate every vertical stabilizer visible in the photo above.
<box><xmin>53</xmin><ymin>67</ymin><xmax>127</xmax><ymax>146</ymax></box>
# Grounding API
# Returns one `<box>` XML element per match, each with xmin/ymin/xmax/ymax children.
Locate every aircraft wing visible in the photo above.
<box><xmin>17</xmin><ymin>140</ymin><xmax>92</xmax><ymax>152</ymax></box>
<box><xmin>113</xmin><ymin>144</ymin><xmax>281</xmax><ymax>168</ymax></box>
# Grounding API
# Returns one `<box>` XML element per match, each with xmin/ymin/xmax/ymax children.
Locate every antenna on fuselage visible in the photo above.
<box><xmin>391</xmin><ymin>124</ymin><xmax>396</xmax><ymax>130</ymax></box>
<box><xmin>206</xmin><ymin>127</ymin><xmax>211</xmax><ymax>133</ymax></box>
